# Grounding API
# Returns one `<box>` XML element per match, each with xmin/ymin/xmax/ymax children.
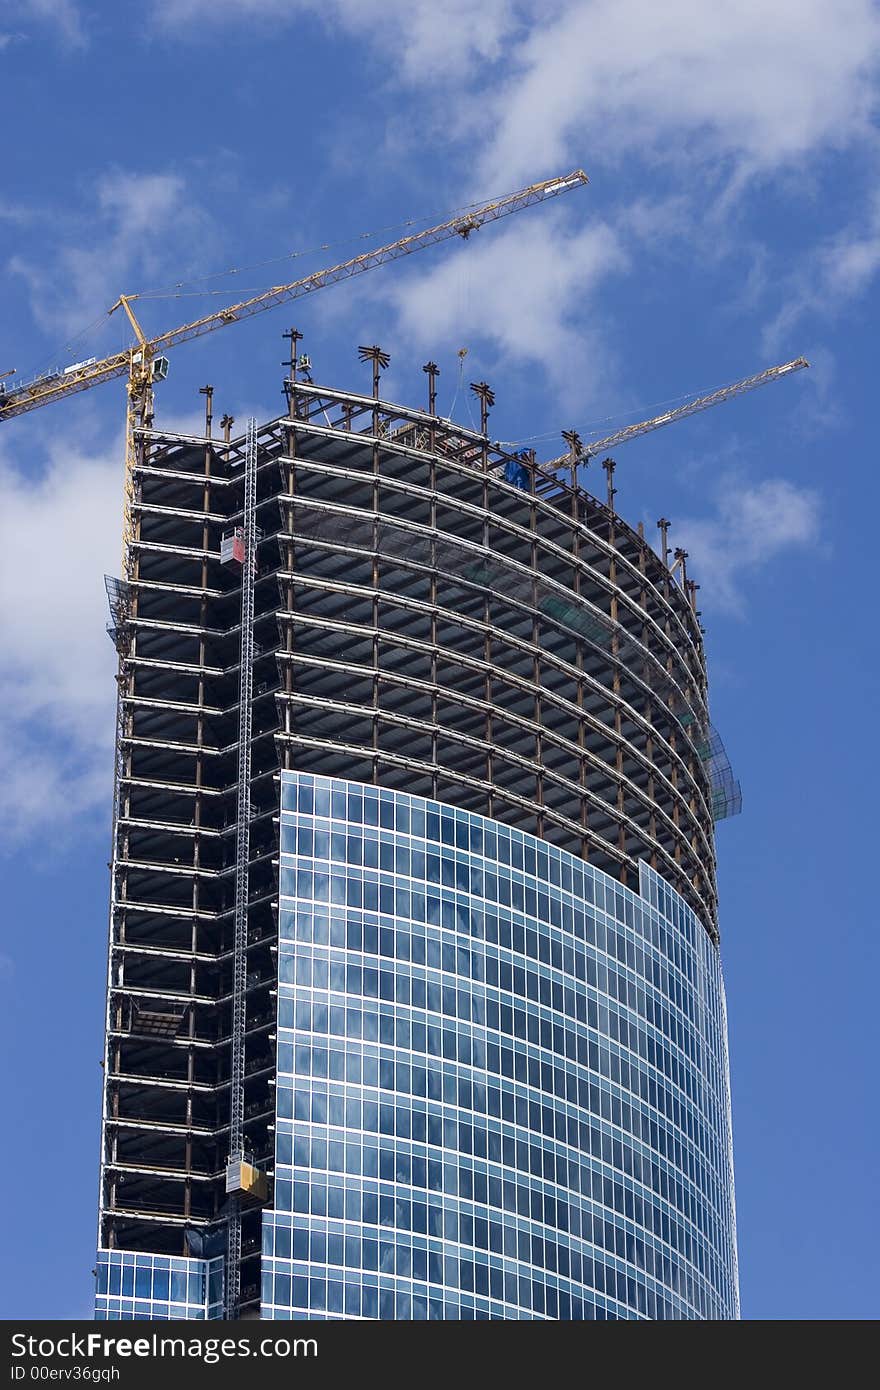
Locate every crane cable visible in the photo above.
<box><xmin>446</xmin><ymin>348</ymin><xmax>469</xmax><ymax>423</ymax></box>
<box><xmin>127</xmin><ymin>187</ymin><xmax>528</xmax><ymax>301</ymax></box>
<box><xmin>12</xmin><ymin>187</ymin><xmax>521</xmax><ymax>385</ymax></box>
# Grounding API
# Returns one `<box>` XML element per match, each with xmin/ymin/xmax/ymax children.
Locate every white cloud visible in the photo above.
<box><xmin>8</xmin><ymin>169</ymin><xmax>210</xmax><ymax>340</ymax></box>
<box><xmin>152</xmin><ymin>1</ymin><xmax>880</xmax><ymax>182</ymax></box>
<box><xmin>823</xmin><ymin>221</ymin><xmax>880</xmax><ymax>300</ymax></box>
<box><xmin>1</xmin><ymin>3</ymin><xmax>857</xmax><ymax>852</ymax></box>
<box><xmin>153</xmin><ymin>0</ymin><xmax>519</xmax><ymax>83</ymax></box>
<box><xmin>381</xmin><ymin>213</ymin><xmax>627</xmax><ymax>408</ymax></box>
<box><xmin>142</xmin><ymin>0</ymin><xmax>880</xmax><ymax>410</ymax></box>
<box><xmin>764</xmin><ymin>192</ymin><xmax>880</xmax><ymax>356</ymax></box>
<box><xmin>673</xmin><ymin>477</ymin><xmax>821</xmax><ymax>614</ymax></box>
<box><xmin>0</xmin><ymin>434</ymin><xmax>121</xmax><ymax>844</ymax></box>
<box><xmin>0</xmin><ymin>403</ymin><xmax>254</xmax><ymax>849</ymax></box>
<box><xmin>473</xmin><ymin>0</ymin><xmax>880</xmax><ymax>187</ymax></box>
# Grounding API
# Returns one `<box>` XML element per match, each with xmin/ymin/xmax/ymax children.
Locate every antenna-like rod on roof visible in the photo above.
<box><xmin>470</xmin><ymin>381</ymin><xmax>495</xmax><ymax>437</ymax></box>
<box><xmin>283</xmin><ymin>328</ymin><xmax>303</xmax><ymax>378</ymax></box>
<box><xmin>562</xmin><ymin>429</ymin><xmax>582</xmax><ymax>492</ymax></box>
<box><xmin>358</xmin><ymin>344</ymin><xmax>390</xmax><ymax>399</ymax></box>
<box><xmin>657</xmin><ymin>517</ymin><xmax>671</xmax><ymax>567</ymax></box>
<box><xmin>199</xmin><ymin>384</ymin><xmax>213</xmax><ymax>439</ymax></box>
<box><xmin>601</xmin><ymin>456</ymin><xmax>617</xmax><ymax>512</ymax></box>
<box><xmin>672</xmin><ymin>547</ymin><xmax>689</xmax><ymax>587</ymax></box>
<box><xmin>423</xmin><ymin>361</ymin><xmax>439</xmax><ymax>417</ymax></box>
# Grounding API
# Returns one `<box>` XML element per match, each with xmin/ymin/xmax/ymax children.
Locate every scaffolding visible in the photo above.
<box><xmin>697</xmin><ymin>725</ymin><xmax>743</xmax><ymax>822</ymax></box>
<box><xmin>224</xmin><ymin>418</ymin><xmax>258</xmax><ymax>1318</ymax></box>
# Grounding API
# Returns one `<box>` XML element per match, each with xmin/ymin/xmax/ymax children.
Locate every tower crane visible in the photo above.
<box><xmin>0</xmin><ymin>169</ymin><xmax>588</xmax><ymax>569</ymax></box>
<box><xmin>3</xmin><ymin>170</ymin><xmax>586</xmax><ymax>1319</ymax></box>
<box><xmin>527</xmin><ymin>356</ymin><xmax>808</xmax><ymax>483</ymax></box>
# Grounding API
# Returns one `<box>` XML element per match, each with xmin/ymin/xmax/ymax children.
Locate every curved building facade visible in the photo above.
<box><xmin>261</xmin><ymin>773</ymin><xmax>737</xmax><ymax>1321</ymax></box>
<box><xmin>96</xmin><ymin>366</ymin><xmax>739</xmax><ymax>1318</ymax></box>
<box><xmin>275</xmin><ymin>385</ymin><xmax>721</xmax><ymax>938</ymax></box>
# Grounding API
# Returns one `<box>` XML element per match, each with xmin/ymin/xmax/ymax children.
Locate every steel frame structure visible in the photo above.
<box><xmin>97</xmin><ymin>364</ymin><xmax>727</xmax><ymax>1315</ymax></box>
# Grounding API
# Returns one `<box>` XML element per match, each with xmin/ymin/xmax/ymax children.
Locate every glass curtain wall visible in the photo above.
<box><xmin>261</xmin><ymin>772</ymin><xmax>738</xmax><ymax>1320</ymax></box>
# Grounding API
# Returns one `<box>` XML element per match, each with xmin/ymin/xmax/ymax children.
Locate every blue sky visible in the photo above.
<box><xmin>1</xmin><ymin>0</ymin><xmax>877</xmax><ymax>1321</ymax></box>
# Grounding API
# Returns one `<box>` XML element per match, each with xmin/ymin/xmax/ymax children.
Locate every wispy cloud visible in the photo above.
<box><xmin>153</xmin><ymin>1</ymin><xmax>880</xmax><ymax>185</ymax></box>
<box><xmin>470</xmin><ymin>0</ymin><xmax>880</xmax><ymax>188</ymax></box>
<box><xmin>763</xmin><ymin>191</ymin><xmax>880</xmax><ymax>356</ymax></box>
<box><xmin>153</xmin><ymin>0</ymin><xmax>519</xmax><ymax>83</ymax></box>
<box><xmin>0</xmin><ymin>398</ymin><xmax>259</xmax><ymax>848</ymax></box>
<box><xmin>673</xmin><ymin>477</ymin><xmax>821</xmax><ymax>615</ymax></box>
<box><xmin>379</xmin><ymin>213</ymin><xmax>627</xmax><ymax>410</ymax></box>
<box><xmin>145</xmin><ymin>0</ymin><xmax>880</xmax><ymax>402</ymax></box>
<box><xmin>8</xmin><ymin>169</ymin><xmax>214</xmax><ymax>343</ymax></box>
<box><xmin>0</xmin><ymin>3</ymin><xmax>854</xmax><ymax>852</ymax></box>
<box><xmin>0</xmin><ymin>432</ymin><xmax>122</xmax><ymax>845</ymax></box>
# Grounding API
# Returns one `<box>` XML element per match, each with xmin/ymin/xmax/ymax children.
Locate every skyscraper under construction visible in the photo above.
<box><xmin>95</xmin><ymin>350</ymin><xmax>740</xmax><ymax>1320</ymax></box>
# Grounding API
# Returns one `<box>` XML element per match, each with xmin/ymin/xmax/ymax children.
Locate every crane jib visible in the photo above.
<box><xmin>533</xmin><ymin>357</ymin><xmax>810</xmax><ymax>474</ymax></box>
<box><xmin>0</xmin><ymin>170</ymin><xmax>588</xmax><ymax>423</ymax></box>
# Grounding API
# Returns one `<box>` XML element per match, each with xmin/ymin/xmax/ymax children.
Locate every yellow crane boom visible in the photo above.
<box><xmin>0</xmin><ymin>170</ymin><xmax>588</xmax><ymax>423</ymax></box>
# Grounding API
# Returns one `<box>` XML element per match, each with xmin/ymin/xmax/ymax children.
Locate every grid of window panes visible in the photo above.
<box><xmin>262</xmin><ymin>773</ymin><xmax>739</xmax><ymax>1320</ymax></box>
<box><xmin>94</xmin><ymin>1250</ymin><xmax>224</xmax><ymax>1320</ymax></box>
